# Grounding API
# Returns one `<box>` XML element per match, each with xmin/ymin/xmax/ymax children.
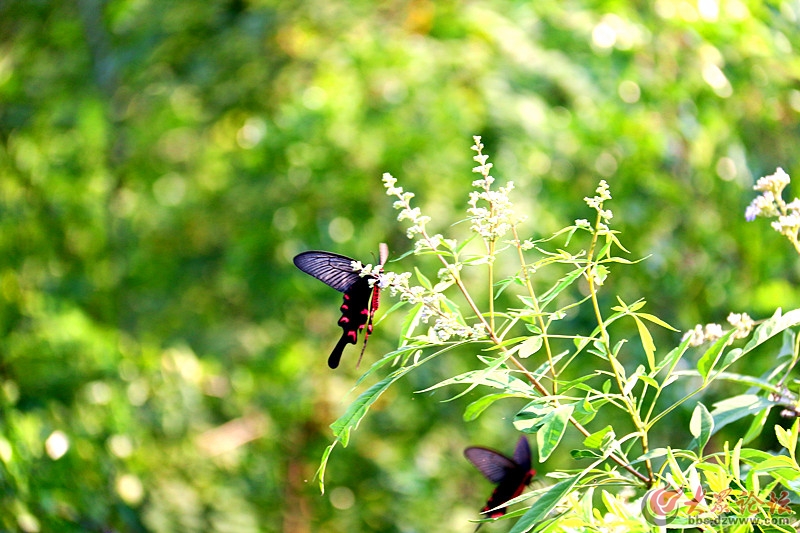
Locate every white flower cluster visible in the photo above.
<box><xmin>744</xmin><ymin>168</ymin><xmax>800</xmax><ymax>256</ymax></box>
<box><xmin>431</xmin><ymin>313</ymin><xmax>486</xmax><ymax>342</ymax></box>
<box><xmin>584</xmin><ymin>180</ymin><xmax>613</xmax><ymax>224</ymax></box>
<box><xmin>378</xmin><ymin>270</ymin><xmax>486</xmax><ymax>342</ymax></box>
<box><xmin>351</xmin><ymin>260</ymin><xmax>386</xmax><ymax>287</ymax></box>
<box><xmin>745</xmin><ymin>168</ymin><xmax>800</xmax><ymax>254</ymax></box>
<box><xmin>682</xmin><ymin>312</ymin><xmax>754</xmax><ymax>347</ymax></box>
<box><xmin>727</xmin><ymin>312</ymin><xmax>755</xmax><ymax>339</ymax></box>
<box><xmin>467</xmin><ymin>136</ymin><xmax>519</xmax><ymax>241</ymax></box>
<box><xmin>383</xmin><ymin>173</ymin><xmax>431</xmax><ymax>240</ymax></box>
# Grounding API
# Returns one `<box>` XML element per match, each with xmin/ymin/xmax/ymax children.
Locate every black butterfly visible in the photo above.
<box><xmin>464</xmin><ymin>436</ymin><xmax>535</xmax><ymax>527</ymax></box>
<box><xmin>293</xmin><ymin>243</ymin><xmax>388</xmax><ymax>369</ymax></box>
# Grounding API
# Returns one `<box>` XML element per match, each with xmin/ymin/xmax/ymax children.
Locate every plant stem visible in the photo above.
<box><xmin>512</xmin><ymin>225</ymin><xmax>557</xmax><ymax>393</ymax></box>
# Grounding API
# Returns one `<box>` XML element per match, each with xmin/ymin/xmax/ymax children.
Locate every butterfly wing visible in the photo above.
<box><xmin>293</xmin><ymin>251</ymin><xmax>361</xmax><ymax>292</ymax></box>
<box><xmin>328</xmin><ymin>277</ymin><xmax>373</xmax><ymax>369</ymax></box>
<box><xmin>512</xmin><ymin>436</ymin><xmax>531</xmax><ymax>471</ymax></box>
<box><xmin>466</xmin><ymin>437</ymin><xmax>535</xmax><ymax>520</ymax></box>
<box><xmin>464</xmin><ymin>447</ymin><xmax>518</xmax><ymax>484</ymax></box>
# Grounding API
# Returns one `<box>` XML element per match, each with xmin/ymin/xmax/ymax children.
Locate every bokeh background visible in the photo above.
<box><xmin>2</xmin><ymin>1</ymin><xmax>800</xmax><ymax>532</ymax></box>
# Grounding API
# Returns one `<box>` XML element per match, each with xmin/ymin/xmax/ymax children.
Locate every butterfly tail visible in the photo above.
<box><xmin>328</xmin><ymin>335</ymin><xmax>350</xmax><ymax>369</ymax></box>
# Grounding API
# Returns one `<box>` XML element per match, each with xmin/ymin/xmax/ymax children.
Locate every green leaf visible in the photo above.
<box><xmin>537</xmin><ymin>268</ymin><xmax>586</xmax><ymax>309</ymax></box>
<box><xmin>537</xmin><ymin>404</ymin><xmax>574</xmax><ymax>462</ymax></box>
<box><xmin>464</xmin><ymin>393</ymin><xmax>518</xmax><ymax>421</ymax></box>
<box><xmin>518</xmin><ymin>336</ymin><xmax>543</xmax><ymax>359</ymax></box>
<box><xmin>778</xmin><ymin>329</ymin><xmax>796</xmax><ymax>359</ymax></box>
<box><xmin>570</xmin><ymin>449</ymin><xmax>601</xmax><ymax>459</ymax></box>
<box><xmin>414</xmin><ymin>266</ymin><xmax>432</xmax><ymax>289</ymax></box>
<box><xmin>634</xmin><ymin>312</ymin><xmax>678</xmax><ymax>331</ymax></box>
<box><xmin>743</xmin><ymin>308</ymin><xmax>800</xmax><ymax>353</ymax></box>
<box><xmin>652</xmin><ymin>335</ymin><xmax>691</xmax><ymax>376</ymax></box>
<box><xmin>751</xmin><ymin>455</ymin><xmax>800</xmax><ymax>479</ymax></box>
<box><xmin>689</xmin><ymin>402</ymin><xmax>713</xmax><ymax>453</ymax></box>
<box><xmin>399</xmin><ymin>303</ymin><xmax>424</xmax><ymax>344</ymax></box>
<box><xmin>743</xmin><ymin>407</ymin><xmax>772</xmax><ymax>444</ymax></box>
<box><xmin>696</xmin><ymin>329</ymin><xmax>737</xmax><ymax>381</ymax></box>
<box><xmin>775</xmin><ymin>423</ymin><xmax>797</xmax><ymax>459</ymax></box>
<box><xmin>632</xmin><ymin>315</ymin><xmax>656</xmax><ymax>371</ymax></box>
<box><xmin>317</xmin><ymin>347</ymin><xmax>443</xmax><ymax>492</ymax></box>
<box><xmin>710</xmin><ymin>394</ymin><xmax>774</xmax><ymax>434</ymax></box>
<box><xmin>583</xmin><ymin>425</ymin><xmax>614</xmax><ymax>450</ymax></box>
<box><xmin>508</xmin><ymin>475</ymin><xmax>583</xmax><ymax>533</ymax></box>
<box><xmin>515</xmin><ymin>402</ymin><xmax>556</xmax><ymax>433</ymax></box>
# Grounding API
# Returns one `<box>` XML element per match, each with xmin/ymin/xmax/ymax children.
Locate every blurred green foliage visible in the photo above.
<box><xmin>1</xmin><ymin>0</ymin><xmax>800</xmax><ymax>531</ymax></box>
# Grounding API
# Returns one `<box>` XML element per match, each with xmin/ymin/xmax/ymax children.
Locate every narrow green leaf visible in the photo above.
<box><xmin>742</xmin><ymin>308</ymin><xmax>800</xmax><ymax>353</ymax></box>
<box><xmin>732</xmin><ymin>439</ymin><xmax>742</xmax><ymax>481</ymax></box>
<box><xmin>399</xmin><ymin>303</ymin><xmax>424</xmax><ymax>344</ymax></box>
<box><xmin>652</xmin><ymin>335</ymin><xmax>692</xmax><ymax>376</ymax></box>
<box><xmin>743</xmin><ymin>408</ymin><xmax>772</xmax><ymax>444</ymax></box>
<box><xmin>752</xmin><ymin>455</ymin><xmax>800</xmax><ymax>479</ymax></box>
<box><xmin>697</xmin><ymin>330</ymin><xmax>737</xmax><ymax>381</ymax></box>
<box><xmin>689</xmin><ymin>402</ymin><xmax>713</xmax><ymax>453</ymax></box>
<box><xmin>314</xmin><ymin>442</ymin><xmax>336</xmax><ymax>494</ymax></box>
<box><xmin>518</xmin><ymin>336</ymin><xmax>543</xmax><ymax>359</ymax></box>
<box><xmin>537</xmin><ymin>404</ymin><xmax>574</xmax><ymax>462</ymax></box>
<box><xmin>775</xmin><ymin>424</ymin><xmax>796</xmax><ymax>458</ymax></box>
<box><xmin>464</xmin><ymin>393</ymin><xmax>518</xmax><ymax>421</ymax></box>
<box><xmin>710</xmin><ymin>394</ymin><xmax>774</xmax><ymax>434</ymax></box>
<box><xmin>583</xmin><ymin>425</ymin><xmax>614</xmax><ymax>450</ymax></box>
<box><xmin>508</xmin><ymin>475</ymin><xmax>582</xmax><ymax>533</ymax></box>
<box><xmin>318</xmin><ymin>347</ymin><xmax>444</xmax><ymax>493</ymax></box>
<box><xmin>632</xmin><ymin>316</ymin><xmax>656</xmax><ymax>372</ymax></box>
<box><xmin>635</xmin><ymin>312</ymin><xmax>678</xmax><ymax>331</ymax></box>
<box><xmin>538</xmin><ymin>268</ymin><xmax>586</xmax><ymax>308</ymax></box>
<box><xmin>414</xmin><ymin>266</ymin><xmax>432</xmax><ymax>289</ymax></box>
<box><xmin>632</xmin><ymin>448</ymin><xmax>670</xmax><ymax>463</ymax></box>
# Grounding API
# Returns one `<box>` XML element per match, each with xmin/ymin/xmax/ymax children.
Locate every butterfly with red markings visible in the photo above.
<box><xmin>293</xmin><ymin>243</ymin><xmax>388</xmax><ymax>369</ymax></box>
<box><xmin>464</xmin><ymin>436</ymin><xmax>535</xmax><ymax>529</ymax></box>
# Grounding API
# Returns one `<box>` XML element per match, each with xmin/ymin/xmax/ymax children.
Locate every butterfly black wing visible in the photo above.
<box><xmin>294</xmin><ymin>245</ymin><xmax>388</xmax><ymax>369</ymax></box>
<box><xmin>464</xmin><ymin>447</ymin><xmax>518</xmax><ymax>484</ymax></box>
<box><xmin>293</xmin><ymin>251</ymin><xmax>361</xmax><ymax>293</ymax></box>
<box><xmin>512</xmin><ymin>435</ymin><xmax>532</xmax><ymax>471</ymax></box>
<box><xmin>328</xmin><ymin>277</ymin><xmax>373</xmax><ymax>369</ymax></box>
<box><xmin>466</xmin><ymin>436</ymin><xmax>535</xmax><ymax>522</ymax></box>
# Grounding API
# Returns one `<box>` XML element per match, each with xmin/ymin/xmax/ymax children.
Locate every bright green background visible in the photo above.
<box><xmin>1</xmin><ymin>1</ymin><xmax>800</xmax><ymax>532</ymax></box>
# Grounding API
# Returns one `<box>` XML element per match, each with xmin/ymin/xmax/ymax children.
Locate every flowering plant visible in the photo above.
<box><xmin>318</xmin><ymin>139</ymin><xmax>800</xmax><ymax>532</ymax></box>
